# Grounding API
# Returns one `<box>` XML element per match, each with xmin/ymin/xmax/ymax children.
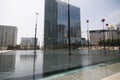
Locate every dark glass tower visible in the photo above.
<box><xmin>44</xmin><ymin>0</ymin><xmax>57</xmax><ymax>49</ymax></box>
<box><xmin>44</xmin><ymin>0</ymin><xmax>81</xmax><ymax>49</ymax></box>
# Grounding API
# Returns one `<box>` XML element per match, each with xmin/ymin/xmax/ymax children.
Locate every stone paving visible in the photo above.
<box><xmin>102</xmin><ymin>72</ymin><xmax>120</xmax><ymax>80</ymax></box>
<box><xmin>41</xmin><ymin>62</ymin><xmax>120</xmax><ymax>80</ymax></box>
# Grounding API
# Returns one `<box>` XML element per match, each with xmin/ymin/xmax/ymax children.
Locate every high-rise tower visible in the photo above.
<box><xmin>0</xmin><ymin>25</ymin><xmax>17</xmax><ymax>49</ymax></box>
<box><xmin>44</xmin><ymin>0</ymin><xmax>81</xmax><ymax>49</ymax></box>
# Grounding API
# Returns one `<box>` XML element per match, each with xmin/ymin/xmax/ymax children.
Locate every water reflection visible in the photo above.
<box><xmin>43</xmin><ymin>49</ymin><xmax>120</xmax><ymax>77</ymax></box>
<box><xmin>43</xmin><ymin>49</ymin><xmax>89</xmax><ymax>76</ymax></box>
<box><xmin>33</xmin><ymin>54</ymin><xmax>37</xmax><ymax>80</ymax></box>
<box><xmin>20</xmin><ymin>54</ymin><xmax>37</xmax><ymax>80</ymax></box>
<box><xmin>0</xmin><ymin>52</ymin><xmax>15</xmax><ymax>72</ymax></box>
<box><xmin>0</xmin><ymin>50</ymin><xmax>120</xmax><ymax>79</ymax></box>
<box><xmin>0</xmin><ymin>50</ymin><xmax>43</xmax><ymax>80</ymax></box>
<box><xmin>20</xmin><ymin>55</ymin><xmax>34</xmax><ymax>60</ymax></box>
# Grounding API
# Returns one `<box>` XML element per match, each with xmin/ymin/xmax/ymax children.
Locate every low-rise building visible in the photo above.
<box><xmin>80</xmin><ymin>38</ymin><xmax>87</xmax><ymax>46</ymax></box>
<box><xmin>20</xmin><ymin>37</ymin><xmax>38</xmax><ymax>49</ymax></box>
<box><xmin>90</xmin><ymin>30</ymin><xmax>119</xmax><ymax>45</ymax></box>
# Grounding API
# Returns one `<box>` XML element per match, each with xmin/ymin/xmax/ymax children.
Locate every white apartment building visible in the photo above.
<box><xmin>0</xmin><ymin>25</ymin><xmax>17</xmax><ymax>49</ymax></box>
<box><xmin>90</xmin><ymin>30</ymin><xmax>119</xmax><ymax>45</ymax></box>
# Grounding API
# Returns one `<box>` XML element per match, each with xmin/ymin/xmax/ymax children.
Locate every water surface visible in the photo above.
<box><xmin>0</xmin><ymin>50</ymin><xmax>120</xmax><ymax>80</ymax></box>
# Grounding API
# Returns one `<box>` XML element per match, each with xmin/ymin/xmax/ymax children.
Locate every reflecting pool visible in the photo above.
<box><xmin>0</xmin><ymin>50</ymin><xmax>43</xmax><ymax>80</ymax></box>
<box><xmin>0</xmin><ymin>50</ymin><xmax>120</xmax><ymax>80</ymax></box>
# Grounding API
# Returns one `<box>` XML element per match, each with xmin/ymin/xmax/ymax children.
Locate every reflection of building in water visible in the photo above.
<box><xmin>0</xmin><ymin>54</ymin><xmax>15</xmax><ymax>72</ymax></box>
<box><xmin>43</xmin><ymin>50</ymin><xmax>120</xmax><ymax>77</ymax></box>
<box><xmin>43</xmin><ymin>50</ymin><xmax>83</xmax><ymax>76</ymax></box>
<box><xmin>20</xmin><ymin>55</ymin><xmax>35</xmax><ymax>61</ymax></box>
<box><xmin>44</xmin><ymin>0</ymin><xmax>81</xmax><ymax>49</ymax></box>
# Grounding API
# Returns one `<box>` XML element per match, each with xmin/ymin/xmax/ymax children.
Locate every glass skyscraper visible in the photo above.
<box><xmin>44</xmin><ymin>0</ymin><xmax>81</xmax><ymax>49</ymax></box>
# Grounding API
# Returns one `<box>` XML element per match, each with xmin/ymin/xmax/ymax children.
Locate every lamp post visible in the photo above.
<box><xmin>117</xmin><ymin>27</ymin><xmax>120</xmax><ymax>50</ymax></box>
<box><xmin>99</xmin><ymin>31</ymin><xmax>102</xmax><ymax>51</ymax></box>
<box><xmin>101</xmin><ymin>18</ymin><xmax>105</xmax><ymax>51</ymax></box>
<box><xmin>86</xmin><ymin>20</ymin><xmax>89</xmax><ymax>49</ymax></box>
<box><xmin>106</xmin><ymin>24</ymin><xmax>109</xmax><ymax>49</ymax></box>
<box><xmin>68</xmin><ymin>0</ymin><xmax>71</xmax><ymax>55</ymax></box>
<box><xmin>33</xmin><ymin>13</ymin><xmax>38</xmax><ymax>80</ymax></box>
<box><xmin>34</xmin><ymin>13</ymin><xmax>39</xmax><ymax>54</ymax></box>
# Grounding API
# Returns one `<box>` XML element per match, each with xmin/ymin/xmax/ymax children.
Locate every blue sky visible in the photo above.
<box><xmin>0</xmin><ymin>0</ymin><xmax>120</xmax><ymax>45</ymax></box>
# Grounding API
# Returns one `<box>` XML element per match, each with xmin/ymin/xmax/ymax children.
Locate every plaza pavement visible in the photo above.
<box><xmin>41</xmin><ymin>62</ymin><xmax>120</xmax><ymax>80</ymax></box>
<box><xmin>102</xmin><ymin>72</ymin><xmax>120</xmax><ymax>80</ymax></box>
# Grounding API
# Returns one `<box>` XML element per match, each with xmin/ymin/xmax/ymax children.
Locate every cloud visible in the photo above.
<box><xmin>107</xmin><ymin>10</ymin><xmax>120</xmax><ymax>24</ymax></box>
<box><xmin>108</xmin><ymin>10</ymin><xmax>120</xmax><ymax>18</ymax></box>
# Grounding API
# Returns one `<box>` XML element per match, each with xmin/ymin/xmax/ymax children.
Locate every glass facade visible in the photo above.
<box><xmin>44</xmin><ymin>0</ymin><xmax>58</xmax><ymax>49</ymax></box>
<box><xmin>44</xmin><ymin>0</ymin><xmax>81</xmax><ymax>49</ymax></box>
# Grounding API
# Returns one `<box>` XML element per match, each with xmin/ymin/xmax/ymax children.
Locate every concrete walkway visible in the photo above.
<box><xmin>41</xmin><ymin>62</ymin><xmax>120</xmax><ymax>80</ymax></box>
<box><xmin>102</xmin><ymin>72</ymin><xmax>120</xmax><ymax>80</ymax></box>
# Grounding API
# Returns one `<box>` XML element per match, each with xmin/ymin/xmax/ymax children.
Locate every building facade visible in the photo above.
<box><xmin>117</xmin><ymin>23</ymin><xmax>120</xmax><ymax>30</ymax></box>
<box><xmin>0</xmin><ymin>25</ymin><xmax>17</xmax><ymax>49</ymax></box>
<box><xmin>90</xmin><ymin>30</ymin><xmax>119</xmax><ymax>45</ymax></box>
<box><xmin>44</xmin><ymin>0</ymin><xmax>81</xmax><ymax>48</ymax></box>
<box><xmin>80</xmin><ymin>38</ymin><xmax>87</xmax><ymax>46</ymax></box>
<box><xmin>20</xmin><ymin>37</ymin><xmax>38</xmax><ymax>49</ymax></box>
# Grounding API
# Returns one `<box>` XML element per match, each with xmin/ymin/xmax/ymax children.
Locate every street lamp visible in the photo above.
<box><xmin>117</xmin><ymin>27</ymin><xmax>120</xmax><ymax>50</ymax></box>
<box><xmin>99</xmin><ymin>31</ymin><xmax>102</xmax><ymax>50</ymax></box>
<box><xmin>33</xmin><ymin>13</ymin><xmax>38</xmax><ymax>80</ymax></box>
<box><xmin>34</xmin><ymin>13</ymin><xmax>39</xmax><ymax>54</ymax></box>
<box><xmin>68</xmin><ymin>0</ymin><xmax>71</xmax><ymax>55</ymax></box>
<box><xmin>106</xmin><ymin>24</ymin><xmax>108</xmax><ymax>27</ymax></box>
<box><xmin>101</xmin><ymin>18</ymin><xmax>105</xmax><ymax>51</ymax></box>
<box><xmin>106</xmin><ymin>23</ymin><xmax>109</xmax><ymax>49</ymax></box>
<box><xmin>86</xmin><ymin>20</ymin><xmax>89</xmax><ymax>49</ymax></box>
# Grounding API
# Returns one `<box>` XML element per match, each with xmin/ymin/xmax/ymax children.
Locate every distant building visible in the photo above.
<box><xmin>117</xmin><ymin>23</ymin><xmax>120</xmax><ymax>30</ymax></box>
<box><xmin>20</xmin><ymin>37</ymin><xmax>38</xmax><ymax>49</ymax></box>
<box><xmin>44</xmin><ymin>0</ymin><xmax>81</xmax><ymax>49</ymax></box>
<box><xmin>0</xmin><ymin>25</ymin><xmax>17</xmax><ymax>49</ymax></box>
<box><xmin>80</xmin><ymin>38</ymin><xmax>87</xmax><ymax>46</ymax></box>
<box><xmin>90</xmin><ymin>30</ymin><xmax>119</xmax><ymax>45</ymax></box>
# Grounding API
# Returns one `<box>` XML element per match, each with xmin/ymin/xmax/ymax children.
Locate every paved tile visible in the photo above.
<box><xmin>101</xmin><ymin>72</ymin><xmax>120</xmax><ymax>80</ymax></box>
<box><xmin>54</xmin><ymin>62</ymin><xmax>120</xmax><ymax>80</ymax></box>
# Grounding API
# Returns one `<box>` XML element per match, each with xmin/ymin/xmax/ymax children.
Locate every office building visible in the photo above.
<box><xmin>0</xmin><ymin>25</ymin><xmax>17</xmax><ymax>49</ymax></box>
<box><xmin>20</xmin><ymin>37</ymin><xmax>38</xmax><ymax>49</ymax></box>
<box><xmin>90</xmin><ymin>30</ymin><xmax>118</xmax><ymax>45</ymax></box>
<box><xmin>44</xmin><ymin>0</ymin><xmax>81</xmax><ymax>48</ymax></box>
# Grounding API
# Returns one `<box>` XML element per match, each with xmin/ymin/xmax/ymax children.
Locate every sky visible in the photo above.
<box><xmin>0</xmin><ymin>0</ymin><xmax>120</xmax><ymax>46</ymax></box>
